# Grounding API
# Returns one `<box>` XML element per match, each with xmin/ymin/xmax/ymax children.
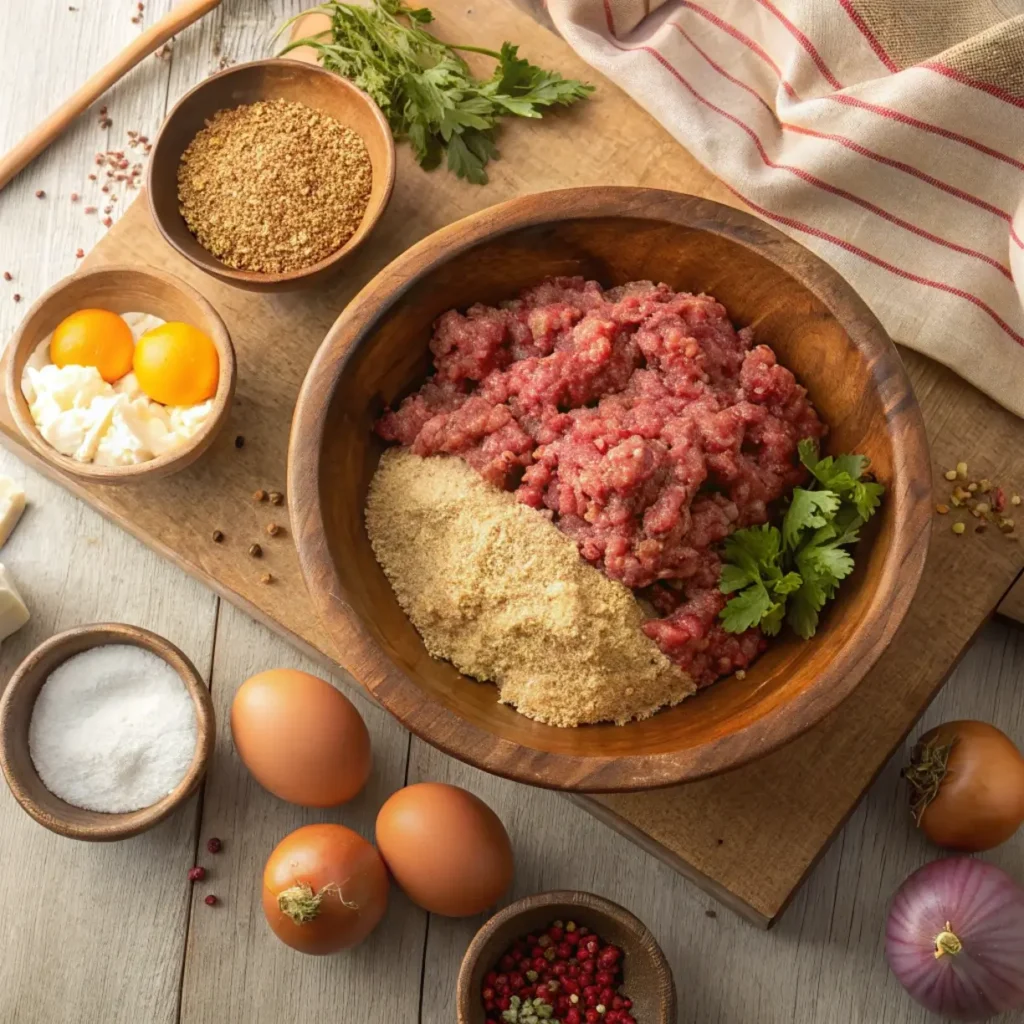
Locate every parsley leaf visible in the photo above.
<box><xmin>444</xmin><ymin>132</ymin><xmax>484</xmax><ymax>182</ymax></box>
<box><xmin>719</xmin><ymin>438</ymin><xmax>884</xmax><ymax>639</ymax></box>
<box><xmin>280</xmin><ymin>2</ymin><xmax>594</xmax><ymax>183</ymax></box>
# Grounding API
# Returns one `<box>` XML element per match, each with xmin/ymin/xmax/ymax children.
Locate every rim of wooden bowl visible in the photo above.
<box><xmin>146</xmin><ymin>58</ymin><xmax>396</xmax><ymax>291</ymax></box>
<box><xmin>4</xmin><ymin>264</ymin><xmax>236</xmax><ymax>485</ymax></box>
<box><xmin>288</xmin><ymin>185</ymin><xmax>932</xmax><ymax>791</ymax></box>
<box><xmin>0</xmin><ymin>623</ymin><xmax>214</xmax><ymax>841</ymax></box>
<box><xmin>456</xmin><ymin>891</ymin><xmax>676</xmax><ymax>1024</ymax></box>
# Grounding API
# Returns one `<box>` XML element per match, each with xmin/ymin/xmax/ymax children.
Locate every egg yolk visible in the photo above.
<box><xmin>133</xmin><ymin>322</ymin><xmax>219</xmax><ymax>406</ymax></box>
<box><xmin>50</xmin><ymin>309</ymin><xmax>134</xmax><ymax>383</ymax></box>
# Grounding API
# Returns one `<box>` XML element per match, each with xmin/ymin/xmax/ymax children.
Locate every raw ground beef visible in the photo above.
<box><xmin>376</xmin><ymin>277</ymin><xmax>826</xmax><ymax>688</ymax></box>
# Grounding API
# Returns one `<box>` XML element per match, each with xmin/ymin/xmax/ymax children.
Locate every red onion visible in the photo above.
<box><xmin>886</xmin><ymin>857</ymin><xmax>1024</xmax><ymax>1020</ymax></box>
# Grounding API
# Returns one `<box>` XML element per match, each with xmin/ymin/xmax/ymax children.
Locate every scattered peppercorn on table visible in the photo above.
<box><xmin>1</xmin><ymin>1</ymin><xmax>1023</xmax><ymax>1023</ymax></box>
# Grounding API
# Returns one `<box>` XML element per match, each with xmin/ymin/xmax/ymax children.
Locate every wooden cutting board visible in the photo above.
<box><xmin>998</xmin><ymin>577</ymin><xmax>1024</xmax><ymax>625</ymax></box>
<box><xmin>2</xmin><ymin>1</ymin><xmax>1022</xmax><ymax>928</ymax></box>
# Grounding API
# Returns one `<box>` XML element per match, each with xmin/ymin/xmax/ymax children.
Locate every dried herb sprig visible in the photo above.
<box><xmin>903</xmin><ymin>736</ymin><xmax>957</xmax><ymax>825</ymax></box>
<box><xmin>279</xmin><ymin>0</ymin><xmax>594</xmax><ymax>183</ymax></box>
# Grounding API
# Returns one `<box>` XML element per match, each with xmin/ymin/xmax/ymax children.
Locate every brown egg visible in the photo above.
<box><xmin>231</xmin><ymin>669</ymin><xmax>371</xmax><ymax>807</ymax></box>
<box><xmin>375</xmin><ymin>782</ymin><xmax>513</xmax><ymax>916</ymax></box>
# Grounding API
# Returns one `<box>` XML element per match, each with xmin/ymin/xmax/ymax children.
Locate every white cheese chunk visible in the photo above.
<box><xmin>0</xmin><ymin>477</ymin><xmax>26</xmax><ymax>548</ymax></box>
<box><xmin>0</xmin><ymin>564</ymin><xmax>29</xmax><ymax>642</ymax></box>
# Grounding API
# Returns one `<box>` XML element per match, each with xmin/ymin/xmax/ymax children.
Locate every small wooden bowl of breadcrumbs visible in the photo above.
<box><xmin>148</xmin><ymin>59</ymin><xmax>395</xmax><ymax>292</ymax></box>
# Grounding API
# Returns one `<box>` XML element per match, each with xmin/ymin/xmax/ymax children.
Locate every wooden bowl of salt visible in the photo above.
<box><xmin>0</xmin><ymin>623</ymin><xmax>214</xmax><ymax>841</ymax></box>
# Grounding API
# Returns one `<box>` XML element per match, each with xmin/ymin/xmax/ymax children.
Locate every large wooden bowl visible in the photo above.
<box><xmin>147</xmin><ymin>59</ymin><xmax>395</xmax><ymax>292</ymax></box>
<box><xmin>0</xmin><ymin>623</ymin><xmax>215</xmax><ymax>841</ymax></box>
<box><xmin>6</xmin><ymin>265</ymin><xmax>235</xmax><ymax>485</ymax></box>
<box><xmin>457</xmin><ymin>891</ymin><xmax>676</xmax><ymax>1024</ymax></box>
<box><xmin>288</xmin><ymin>187</ymin><xmax>931</xmax><ymax>792</ymax></box>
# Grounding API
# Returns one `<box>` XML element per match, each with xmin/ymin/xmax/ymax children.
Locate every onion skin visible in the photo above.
<box><xmin>907</xmin><ymin>721</ymin><xmax>1024</xmax><ymax>852</ymax></box>
<box><xmin>262</xmin><ymin>824</ymin><xmax>389</xmax><ymax>955</ymax></box>
<box><xmin>886</xmin><ymin>858</ymin><xmax>1024</xmax><ymax>1021</ymax></box>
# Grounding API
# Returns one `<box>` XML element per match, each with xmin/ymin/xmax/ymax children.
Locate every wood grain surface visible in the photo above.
<box><xmin>0</xmin><ymin>0</ymin><xmax>223</xmax><ymax>191</ymax></box>
<box><xmin>289</xmin><ymin>184</ymin><xmax>930</xmax><ymax>791</ymax></box>
<box><xmin>0</xmin><ymin>2</ymin><xmax>1022</xmax><ymax>1023</ymax></box>
<box><xmin>0</xmin><ymin>0</ymin><xmax>1019</xmax><ymax>927</ymax></box>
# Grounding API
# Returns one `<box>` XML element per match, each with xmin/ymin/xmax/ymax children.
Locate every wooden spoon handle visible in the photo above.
<box><xmin>0</xmin><ymin>0</ymin><xmax>223</xmax><ymax>192</ymax></box>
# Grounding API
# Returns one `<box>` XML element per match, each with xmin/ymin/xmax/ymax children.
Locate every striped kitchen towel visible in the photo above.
<box><xmin>546</xmin><ymin>0</ymin><xmax>1024</xmax><ymax>418</ymax></box>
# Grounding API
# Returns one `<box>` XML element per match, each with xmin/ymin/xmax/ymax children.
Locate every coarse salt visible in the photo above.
<box><xmin>28</xmin><ymin>644</ymin><xmax>198</xmax><ymax>813</ymax></box>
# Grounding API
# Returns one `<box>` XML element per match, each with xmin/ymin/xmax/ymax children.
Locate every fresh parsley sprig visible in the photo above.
<box><xmin>280</xmin><ymin>1</ymin><xmax>594</xmax><ymax>184</ymax></box>
<box><xmin>719</xmin><ymin>439</ymin><xmax>884</xmax><ymax>639</ymax></box>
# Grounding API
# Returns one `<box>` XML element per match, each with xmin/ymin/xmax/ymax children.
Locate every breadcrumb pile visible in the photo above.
<box><xmin>365</xmin><ymin>450</ymin><xmax>694</xmax><ymax>727</ymax></box>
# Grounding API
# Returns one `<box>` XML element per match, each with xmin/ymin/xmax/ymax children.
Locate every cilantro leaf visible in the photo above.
<box><xmin>722</xmin><ymin>524</ymin><xmax>781</xmax><ymax>576</ymax></box>
<box><xmin>720</xmin><ymin>583</ymin><xmax>776</xmax><ymax>633</ymax></box>
<box><xmin>787</xmin><ymin>572</ymin><xmax>827</xmax><ymax>639</ymax></box>
<box><xmin>719</xmin><ymin>562</ymin><xmax>754</xmax><ymax>595</ymax></box>
<box><xmin>831</xmin><ymin>453</ymin><xmax>869</xmax><ymax>481</ymax></box>
<box><xmin>852</xmin><ymin>479</ymin><xmax>885</xmax><ymax>521</ymax></box>
<box><xmin>797</xmin><ymin>438</ymin><xmax>821</xmax><ymax>474</ymax></box>
<box><xmin>718</xmin><ymin>437</ymin><xmax>884</xmax><ymax>641</ymax></box>
<box><xmin>774</xmin><ymin>572</ymin><xmax>803</xmax><ymax>595</ymax></box>
<box><xmin>783</xmin><ymin>487</ymin><xmax>840</xmax><ymax>548</ymax></box>
<box><xmin>806</xmin><ymin>543</ymin><xmax>855</xmax><ymax>585</ymax></box>
<box><xmin>798</xmin><ymin>440</ymin><xmax>864</xmax><ymax>494</ymax></box>
<box><xmin>283</xmin><ymin>1</ymin><xmax>593</xmax><ymax>184</ymax></box>
<box><xmin>760</xmin><ymin>599</ymin><xmax>786</xmax><ymax>637</ymax></box>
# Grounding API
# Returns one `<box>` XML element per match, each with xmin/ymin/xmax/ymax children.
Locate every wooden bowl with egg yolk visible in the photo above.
<box><xmin>4</xmin><ymin>265</ymin><xmax>235</xmax><ymax>485</ymax></box>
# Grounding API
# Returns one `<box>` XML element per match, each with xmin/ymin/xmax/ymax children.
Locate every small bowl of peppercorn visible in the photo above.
<box><xmin>147</xmin><ymin>58</ymin><xmax>396</xmax><ymax>292</ymax></box>
<box><xmin>457</xmin><ymin>891</ymin><xmax>676</xmax><ymax>1024</ymax></box>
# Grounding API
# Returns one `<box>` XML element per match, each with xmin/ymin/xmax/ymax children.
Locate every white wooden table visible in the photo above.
<box><xmin>0</xmin><ymin>3</ymin><xmax>1021</xmax><ymax>1022</ymax></box>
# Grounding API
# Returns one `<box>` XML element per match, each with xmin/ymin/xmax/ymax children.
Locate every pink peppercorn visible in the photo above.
<box><xmin>480</xmin><ymin>921</ymin><xmax>629</xmax><ymax>1024</ymax></box>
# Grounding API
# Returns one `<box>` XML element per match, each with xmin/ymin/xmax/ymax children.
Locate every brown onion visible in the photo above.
<box><xmin>905</xmin><ymin>720</ymin><xmax>1024</xmax><ymax>851</ymax></box>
